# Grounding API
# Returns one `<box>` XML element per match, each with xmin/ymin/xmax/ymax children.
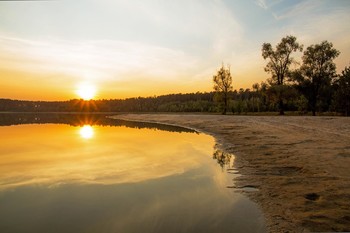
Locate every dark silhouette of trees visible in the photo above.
<box><xmin>0</xmin><ymin>93</ymin><xmax>217</xmax><ymax>113</ymax></box>
<box><xmin>213</xmin><ymin>64</ymin><xmax>233</xmax><ymax>114</ymax></box>
<box><xmin>262</xmin><ymin>35</ymin><xmax>303</xmax><ymax>115</ymax></box>
<box><xmin>293</xmin><ymin>41</ymin><xmax>340</xmax><ymax>116</ymax></box>
<box><xmin>333</xmin><ymin>66</ymin><xmax>350</xmax><ymax>116</ymax></box>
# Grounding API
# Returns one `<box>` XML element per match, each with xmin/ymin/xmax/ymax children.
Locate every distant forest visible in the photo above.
<box><xmin>0</xmin><ymin>92</ymin><xmax>216</xmax><ymax>113</ymax></box>
<box><xmin>0</xmin><ymin>81</ymin><xmax>348</xmax><ymax>115</ymax></box>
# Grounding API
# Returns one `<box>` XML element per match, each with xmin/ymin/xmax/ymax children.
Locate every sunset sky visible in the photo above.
<box><xmin>1</xmin><ymin>0</ymin><xmax>349</xmax><ymax>100</ymax></box>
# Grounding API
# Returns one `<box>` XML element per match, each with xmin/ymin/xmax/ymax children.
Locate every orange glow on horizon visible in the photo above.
<box><xmin>0</xmin><ymin>67</ymin><xmax>265</xmax><ymax>101</ymax></box>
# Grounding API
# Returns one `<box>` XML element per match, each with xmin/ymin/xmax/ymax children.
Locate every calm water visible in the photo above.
<box><xmin>0</xmin><ymin>114</ymin><xmax>266</xmax><ymax>233</ymax></box>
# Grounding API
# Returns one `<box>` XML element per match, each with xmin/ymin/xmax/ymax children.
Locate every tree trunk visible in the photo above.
<box><xmin>223</xmin><ymin>98</ymin><xmax>227</xmax><ymax>115</ymax></box>
<box><xmin>223</xmin><ymin>93</ymin><xmax>227</xmax><ymax>115</ymax></box>
<box><xmin>279</xmin><ymin>98</ymin><xmax>284</xmax><ymax>115</ymax></box>
<box><xmin>312</xmin><ymin>85</ymin><xmax>318</xmax><ymax>116</ymax></box>
<box><xmin>311</xmin><ymin>98</ymin><xmax>316</xmax><ymax>116</ymax></box>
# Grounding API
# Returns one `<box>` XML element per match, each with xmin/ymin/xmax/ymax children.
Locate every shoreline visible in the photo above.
<box><xmin>111</xmin><ymin>114</ymin><xmax>350</xmax><ymax>232</ymax></box>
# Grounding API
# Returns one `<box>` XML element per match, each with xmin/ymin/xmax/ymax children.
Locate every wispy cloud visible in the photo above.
<box><xmin>0</xmin><ymin>36</ymin><xmax>199</xmax><ymax>83</ymax></box>
<box><xmin>255</xmin><ymin>0</ymin><xmax>284</xmax><ymax>10</ymax></box>
<box><xmin>0</xmin><ymin>0</ymin><xmax>243</xmax><ymax>89</ymax></box>
<box><xmin>272</xmin><ymin>0</ymin><xmax>321</xmax><ymax>21</ymax></box>
<box><xmin>256</xmin><ymin>0</ymin><xmax>268</xmax><ymax>9</ymax></box>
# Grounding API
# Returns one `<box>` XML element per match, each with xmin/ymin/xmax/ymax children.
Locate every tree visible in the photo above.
<box><xmin>333</xmin><ymin>66</ymin><xmax>350</xmax><ymax>116</ymax></box>
<box><xmin>262</xmin><ymin>35</ymin><xmax>303</xmax><ymax>115</ymax></box>
<box><xmin>295</xmin><ymin>41</ymin><xmax>340</xmax><ymax>116</ymax></box>
<box><xmin>213</xmin><ymin>64</ymin><xmax>233</xmax><ymax>114</ymax></box>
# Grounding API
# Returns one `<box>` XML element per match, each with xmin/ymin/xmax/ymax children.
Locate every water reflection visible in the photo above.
<box><xmin>79</xmin><ymin>125</ymin><xmax>94</xmax><ymax>139</ymax></box>
<box><xmin>213</xmin><ymin>148</ymin><xmax>234</xmax><ymax>169</ymax></box>
<box><xmin>0</xmin><ymin>114</ymin><xmax>266</xmax><ymax>233</ymax></box>
<box><xmin>0</xmin><ymin>113</ymin><xmax>196</xmax><ymax>133</ymax></box>
<box><xmin>0</xmin><ymin>124</ymin><xmax>210</xmax><ymax>190</ymax></box>
<box><xmin>0</xmin><ymin>114</ymin><xmax>236</xmax><ymax>188</ymax></box>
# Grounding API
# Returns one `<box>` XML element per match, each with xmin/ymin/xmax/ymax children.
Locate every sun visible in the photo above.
<box><xmin>79</xmin><ymin>125</ymin><xmax>94</xmax><ymax>139</ymax></box>
<box><xmin>76</xmin><ymin>83</ymin><xmax>96</xmax><ymax>100</ymax></box>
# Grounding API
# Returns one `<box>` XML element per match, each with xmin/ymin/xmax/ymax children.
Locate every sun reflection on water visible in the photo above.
<box><xmin>0</xmin><ymin>124</ymin><xmax>214</xmax><ymax>188</ymax></box>
<box><xmin>79</xmin><ymin>125</ymin><xmax>94</xmax><ymax>139</ymax></box>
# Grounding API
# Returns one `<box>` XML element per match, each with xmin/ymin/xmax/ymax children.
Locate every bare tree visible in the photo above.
<box><xmin>213</xmin><ymin>64</ymin><xmax>233</xmax><ymax>114</ymax></box>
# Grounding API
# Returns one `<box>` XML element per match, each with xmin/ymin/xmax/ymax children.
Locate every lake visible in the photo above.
<box><xmin>0</xmin><ymin>113</ymin><xmax>266</xmax><ymax>233</ymax></box>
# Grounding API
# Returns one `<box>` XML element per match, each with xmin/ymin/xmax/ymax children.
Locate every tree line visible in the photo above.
<box><xmin>213</xmin><ymin>35</ymin><xmax>350</xmax><ymax>116</ymax></box>
<box><xmin>0</xmin><ymin>92</ymin><xmax>217</xmax><ymax>113</ymax></box>
<box><xmin>1</xmin><ymin>79</ymin><xmax>347</xmax><ymax>115</ymax></box>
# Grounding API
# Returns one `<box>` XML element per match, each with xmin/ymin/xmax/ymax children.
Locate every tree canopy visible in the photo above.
<box><xmin>262</xmin><ymin>35</ymin><xmax>303</xmax><ymax>115</ymax></box>
<box><xmin>333</xmin><ymin>66</ymin><xmax>350</xmax><ymax>116</ymax></box>
<box><xmin>295</xmin><ymin>41</ymin><xmax>340</xmax><ymax>115</ymax></box>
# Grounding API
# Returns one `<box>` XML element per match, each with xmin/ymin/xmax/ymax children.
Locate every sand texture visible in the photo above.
<box><xmin>111</xmin><ymin>114</ymin><xmax>350</xmax><ymax>233</ymax></box>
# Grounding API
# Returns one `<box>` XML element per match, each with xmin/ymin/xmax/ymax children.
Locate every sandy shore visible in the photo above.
<box><xmin>111</xmin><ymin>114</ymin><xmax>350</xmax><ymax>232</ymax></box>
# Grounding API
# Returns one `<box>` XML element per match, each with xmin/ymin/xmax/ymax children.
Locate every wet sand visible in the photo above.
<box><xmin>111</xmin><ymin>114</ymin><xmax>350</xmax><ymax>232</ymax></box>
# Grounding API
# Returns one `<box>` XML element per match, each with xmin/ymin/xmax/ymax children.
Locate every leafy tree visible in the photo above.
<box><xmin>262</xmin><ymin>35</ymin><xmax>303</xmax><ymax>115</ymax></box>
<box><xmin>333</xmin><ymin>66</ymin><xmax>350</xmax><ymax>116</ymax></box>
<box><xmin>213</xmin><ymin>64</ymin><xmax>233</xmax><ymax>114</ymax></box>
<box><xmin>295</xmin><ymin>41</ymin><xmax>340</xmax><ymax>116</ymax></box>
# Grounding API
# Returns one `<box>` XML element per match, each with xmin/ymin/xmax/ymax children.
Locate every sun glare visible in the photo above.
<box><xmin>79</xmin><ymin>125</ymin><xmax>94</xmax><ymax>139</ymax></box>
<box><xmin>76</xmin><ymin>83</ymin><xmax>96</xmax><ymax>100</ymax></box>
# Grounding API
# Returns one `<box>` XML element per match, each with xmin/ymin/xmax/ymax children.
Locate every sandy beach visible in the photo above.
<box><xmin>111</xmin><ymin>114</ymin><xmax>350</xmax><ymax>232</ymax></box>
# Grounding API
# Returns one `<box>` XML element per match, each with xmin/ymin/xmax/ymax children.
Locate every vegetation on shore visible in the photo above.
<box><xmin>213</xmin><ymin>35</ymin><xmax>348</xmax><ymax>116</ymax></box>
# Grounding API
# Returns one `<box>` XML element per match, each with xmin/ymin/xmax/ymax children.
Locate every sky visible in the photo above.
<box><xmin>0</xmin><ymin>0</ymin><xmax>349</xmax><ymax>100</ymax></box>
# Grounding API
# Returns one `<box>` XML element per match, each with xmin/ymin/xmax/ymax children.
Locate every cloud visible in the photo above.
<box><xmin>0</xmin><ymin>36</ymin><xmax>198</xmax><ymax>83</ymax></box>
<box><xmin>255</xmin><ymin>0</ymin><xmax>284</xmax><ymax>10</ymax></box>
<box><xmin>0</xmin><ymin>0</ymin><xmax>243</xmax><ymax>90</ymax></box>
<box><xmin>272</xmin><ymin>0</ymin><xmax>321</xmax><ymax>21</ymax></box>
<box><xmin>256</xmin><ymin>0</ymin><xmax>268</xmax><ymax>9</ymax></box>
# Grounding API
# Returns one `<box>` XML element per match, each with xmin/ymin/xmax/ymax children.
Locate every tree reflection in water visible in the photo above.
<box><xmin>212</xmin><ymin>148</ymin><xmax>234</xmax><ymax>169</ymax></box>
